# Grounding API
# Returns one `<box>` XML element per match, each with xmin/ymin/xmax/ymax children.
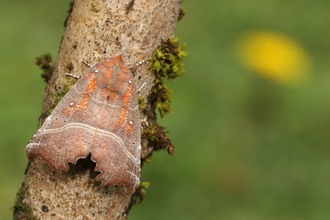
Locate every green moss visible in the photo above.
<box><xmin>138</xmin><ymin>96</ymin><xmax>147</xmax><ymax>110</ymax></box>
<box><xmin>143</xmin><ymin>156</ymin><xmax>152</xmax><ymax>163</ymax></box>
<box><xmin>35</xmin><ymin>53</ymin><xmax>54</xmax><ymax>83</ymax></box>
<box><xmin>38</xmin><ymin>110</ymin><xmax>51</xmax><ymax>127</ymax></box>
<box><xmin>142</xmin><ymin>37</ymin><xmax>186</xmax><ymax>157</ymax></box>
<box><xmin>13</xmin><ymin>186</ymin><xmax>37</xmax><ymax>220</ymax></box>
<box><xmin>134</xmin><ymin>182</ymin><xmax>150</xmax><ymax>203</ymax></box>
<box><xmin>51</xmin><ymin>81</ymin><xmax>73</xmax><ymax>107</ymax></box>
<box><xmin>150</xmin><ymin>37</ymin><xmax>187</xmax><ymax>117</ymax></box>
<box><xmin>150</xmin><ymin>37</ymin><xmax>187</xmax><ymax>80</ymax></box>
<box><xmin>152</xmin><ymin>79</ymin><xmax>173</xmax><ymax>116</ymax></box>
<box><xmin>141</xmin><ymin>121</ymin><xmax>175</xmax><ymax>157</ymax></box>
<box><xmin>141</xmin><ymin>122</ymin><xmax>157</xmax><ymax>141</ymax></box>
<box><xmin>178</xmin><ymin>9</ymin><xmax>186</xmax><ymax>21</ymax></box>
<box><xmin>139</xmin><ymin>182</ymin><xmax>149</xmax><ymax>193</ymax></box>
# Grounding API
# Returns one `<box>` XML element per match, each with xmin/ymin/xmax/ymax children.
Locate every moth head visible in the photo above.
<box><xmin>95</xmin><ymin>54</ymin><xmax>134</xmax><ymax>94</ymax></box>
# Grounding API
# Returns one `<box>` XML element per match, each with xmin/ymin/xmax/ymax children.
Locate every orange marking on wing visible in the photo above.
<box><xmin>86</xmin><ymin>75</ymin><xmax>97</xmax><ymax>93</ymax></box>
<box><xmin>84</xmin><ymin>72</ymin><xmax>94</xmax><ymax>79</ymax></box>
<box><xmin>64</xmin><ymin>104</ymin><xmax>75</xmax><ymax>115</ymax></box>
<box><xmin>77</xmin><ymin>94</ymin><xmax>89</xmax><ymax>110</ymax></box>
<box><xmin>77</xmin><ymin>75</ymin><xmax>97</xmax><ymax>111</ymax></box>
<box><xmin>126</xmin><ymin>122</ymin><xmax>133</xmax><ymax>134</ymax></box>
<box><xmin>117</xmin><ymin>84</ymin><xmax>132</xmax><ymax>127</ymax></box>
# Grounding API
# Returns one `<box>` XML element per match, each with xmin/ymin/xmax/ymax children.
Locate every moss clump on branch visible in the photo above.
<box><xmin>141</xmin><ymin>120</ymin><xmax>175</xmax><ymax>157</ymax></box>
<box><xmin>150</xmin><ymin>37</ymin><xmax>187</xmax><ymax>117</ymax></box>
<box><xmin>178</xmin><ymin>9</ymin><xmax>186</xmax><ymax>21</ymax></box>
<box><xmin>13</xmin><ymin>185</ymin><xmax>37</xmax><ymax>220</ymax></box>
<box><xmin>35</xmin><ymin>53</ymin><xmax>54</xmax><ymax>83</ymax></box>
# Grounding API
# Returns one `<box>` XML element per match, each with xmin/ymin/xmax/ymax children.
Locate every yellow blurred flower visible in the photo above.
<box><xmin>236</xmin><ymin>31</ymin><xmax>312</xmax><ymax>85</ymax></box>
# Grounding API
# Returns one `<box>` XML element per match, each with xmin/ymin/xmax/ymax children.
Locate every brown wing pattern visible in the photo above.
<box><xmin>26</xmin><ymin>51</ymin><xmax>141</xmax><ymax>195</ymax></box>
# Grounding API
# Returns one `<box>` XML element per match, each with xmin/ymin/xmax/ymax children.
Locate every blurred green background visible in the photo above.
<box><xmin>1</xmin><ymin>0</ymin><xmax>330</xmax><ymax>219</ymax></box>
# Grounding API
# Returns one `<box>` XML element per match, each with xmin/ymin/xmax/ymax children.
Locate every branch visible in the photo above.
<box><xmin>14</xmin><ymin>0</ymin><xmax>184</xmax><ymax>219</ymax></box>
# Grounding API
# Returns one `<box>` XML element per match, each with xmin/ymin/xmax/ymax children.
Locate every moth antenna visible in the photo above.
<box><xmin>132</xmin><ymin>57</ymin><xmax>150</xmax><ymax>93</ymax></box>
<box><xmin>137</xmin><ymin>82</ymin><xmax>147</xmax><ymax>93</ymax></box>
<box><xmin>134</xmin><ymin>57</ymin><xmax>151</xmax><ymax>67</ymax></box>
<box><xmin>81</xmin><ymin>60</ymin><xmax>93</xmax><ymax>68</ymax></box>
<box><xmin>129</xmin><ymin>57</ymin><xmax>151</xmax><ymax>74</ymax></box>
<box><xmin>66</xmin><ymin>73</ymin><xmax>81</xmax><ymax>79</ymax></box>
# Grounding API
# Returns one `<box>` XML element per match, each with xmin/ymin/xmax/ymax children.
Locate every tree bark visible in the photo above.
<box><xmin>14</xmin><ymin>0</ymin><xmax>183</xmax><ymax>219</ymax></box>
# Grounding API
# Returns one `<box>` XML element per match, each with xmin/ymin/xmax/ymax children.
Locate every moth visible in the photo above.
<box><xmin>26</xmin><ymin>50</ymin><xmax>141</xmax><ymax>195</ymax></box>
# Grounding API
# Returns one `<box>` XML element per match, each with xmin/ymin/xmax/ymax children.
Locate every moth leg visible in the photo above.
<box><xmin>65</xmin><ymin>73</ymin><xmax>81</xmax><ymax>79</ymax></box>
<box><xmin>81</xmin><ymin>60</ymin><xmax>93</xmax><ymax>68</ymax></box>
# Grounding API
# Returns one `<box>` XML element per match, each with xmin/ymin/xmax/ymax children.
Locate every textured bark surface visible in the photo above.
<box><xmin>16</xmin><ymin>0</ymin><xmax>183</xmax><ymax>219</ymax></box>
